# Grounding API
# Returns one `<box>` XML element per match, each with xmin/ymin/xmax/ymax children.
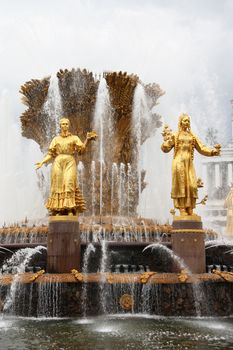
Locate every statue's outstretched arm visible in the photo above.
<box><xmin>35</xmin><ymin>137</ymin><xmax>56</xmax><ymax>169</ymax></box>
<box><xmin>35</xmin><ymin>154</ymin><xmax>53</xmax><ymax>170</ymax></box>
<box><xmin>77</xmin><ymin>131</ymin><xmax>98</xmax><ymax>154</ymax></box>
<box><xmin>74</xmin><ymin>131</ymin><xmax>97</xmax><ymax>155</ymax></box>
<box><xmin>194</xmin><ymin>136</ymin><xmax>221</xmax><ymax>157</ymax></box>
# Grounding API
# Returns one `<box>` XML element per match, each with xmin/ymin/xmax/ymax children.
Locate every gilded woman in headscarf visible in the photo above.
<box><xmin>36</xmin><ymin>118</ymin><xmax>97</xmax><ymax>216</ymax></box>
<box><xmin>161</xmin><ymin>113</ymin><xmax>221</xmax><ymax>217</ymax></box>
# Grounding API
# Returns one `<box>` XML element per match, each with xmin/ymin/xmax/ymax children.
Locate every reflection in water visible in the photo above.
<box><xmin>0</xmin><ymin>316</ymin><xmax>233</xmax><ymax>350</ymax></box>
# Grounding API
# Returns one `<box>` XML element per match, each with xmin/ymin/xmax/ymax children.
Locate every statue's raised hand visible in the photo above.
<box><xmin>86</xmin><ymin>131</ymin><xmax>98</xmax><ymax>141</ymax></box>
<box><xmin>35</xmin><ymin>162</ymin><xmax>43</xmax><ymax>170</ymax></box>
<box><xmin>162</xmin><ymin>124</ymin><xmax>173</xmax><ymax>145</ymax></box>
<box><xmin>212</xmin><ymin>144</ymin><xmax>221</xmax><ymax>156</ymax></box>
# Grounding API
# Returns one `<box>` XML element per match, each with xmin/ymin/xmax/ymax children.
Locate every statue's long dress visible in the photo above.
<box><xmin>224</xmin><ymin>188</ymin><xmax>233</xmax><ymax>237</ymax></box>
<box><xmin>161</xmin><ymin>132</ymin><xmax>213</xmax><ymax>209</ymax></box>
<box><xmin>45</xmin><ymin>133</ymin><xmax>86</xmax><ymax>213</ymax></box>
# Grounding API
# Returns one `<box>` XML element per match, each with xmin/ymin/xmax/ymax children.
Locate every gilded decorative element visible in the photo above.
<box><xmin>178</xmin><ymin>269</ymin><xmax>189</xmax><ymax>283</ymax></box>
<box><xmin>212</xmin><ymin>269</ymin><xmax>233</xmax><ymax>282</ymax></box>
<box><xmin>140</xmin><ymin>271</ymin><xmax>157</xmax><ymax>284</ymax></box>
<box><xmin>71</xmin><ymin>269</ymin><xmax>84</xmax><ymax>282</ymax></box>
<box><xmin>106</xmin><ymin>273</ymin><xmax>114</xmax><ymax>284</ymax></box>
<box><xmin>161</xmin><ymin>113</ymin><xmax>221</xmax><ymax>217</ymax></box>
<box><xmin>119</xmin><ymin>294</ymin><xmax>134</xmax><ymax>310</ymax></box>
<box><xmin>224</xmin><ymin>187</ymin><xmax>233</xmax><ymax>237</ymax></box>
<box><xmin>36</xmin><ymin>118</ymin><xmax>97</xmax><ymax>216</ymax></box>
<box><xmin>29</xmin><ymin>269</ymin><xmax>45</xmax><ymax>282</ymax></box>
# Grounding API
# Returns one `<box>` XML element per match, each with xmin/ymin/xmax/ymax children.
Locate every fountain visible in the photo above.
<box><xmin>0</xmin><ymin>67</ymin><xmax>233</xmax><ymax>320</ymax></box>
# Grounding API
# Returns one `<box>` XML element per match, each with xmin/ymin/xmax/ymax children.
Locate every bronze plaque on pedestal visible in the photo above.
<box><xmin>47</xmin><ymin>216</ymin><xmax>80</xmax><ymax>273</ymax></box>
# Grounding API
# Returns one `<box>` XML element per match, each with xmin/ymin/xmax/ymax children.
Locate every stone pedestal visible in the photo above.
<box><xmin>47</xmin><ymin>216</ymin><xmax>80</xmax><ymax>273</ymax></box>
<box><xmin>171</xmin><ymin>215</ymin><xmax>206</xmax><ymax>274</ymax></box>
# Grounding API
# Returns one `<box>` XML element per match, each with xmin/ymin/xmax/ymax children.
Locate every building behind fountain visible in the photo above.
<box><xmin>202</xmin><ymin>101</ymin><xmax>233</xmax><ymax>234</ymax></box>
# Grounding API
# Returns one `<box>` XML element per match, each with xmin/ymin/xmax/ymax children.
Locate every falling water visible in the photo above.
<box><xmin>91</xmin><ymin>161</ymin><xmax>96</xmax><ymax>217</ymax></box>
<box><xmin>132</xmin><ymin>84</ymin><xmax>151</xmax><ymax>215</ymax></box>
<box><xmin>81</xmin><ymin>243</ymin><xmax>96</xmax><ymax>316</ymax></box>
<box><xmin>82</xmin><ymin>244</ymin><xmax>96</xmax><ymax>274</ymax></box>
<box><xmin>77</xmin><ymin>161</ymin><xmax>85</xmax><ymax>197</ymax></box>
<box><xmin>143</xmin><ymin>243</ymin><xmax>188</xmax><ymax>271</ymax></box>
<box><xmin>37</xmin><ymin>279</ymin><xmax>62</xmax><ymax>317</ymax></box>
<box><xmin>36</xmin><ymin>73</ymin><xmax>64</xmax><ymax>209</ymax></box>
<box><xmin>100</xmin><ymin>238</ymin><xmax>108</xmax><ymax>274</ymax></box>
<box><xmin>127</xmin><ymin>163</ymin><xmax>132</xmax><ymax>217</ymax></box>
<box><xmin>3</xmin><ymin>246</ymin><xmax>46</xmax><ymax>313</ymax></box>
<box><xmin>141</xmin><ymin>283</ymin><xmax>152</xmax><ymax>314</ymax></box>
<box><xmin>143</xmin><ymin>243</ymin><xmax>207</xmax><ymax>316</ymax></box>
<box><xmin>191</xmin><ymin>282</ymin><xmax>204</xmax><ymax>317</ymax></box>
<box><xmin>99</xmin><ymin>238</ymin><xmax>108</xmax><ymax>313</ymax></box>
<box><xmin>141</xmin><ymin>220</ymin><xmax>149</xmax><ymax>242</ymax></box>
<box><xmin>205</xmin><ymin>239</ymin><xmax>233</xmax><ymax>249</ymax></box>
<box><xmin>93</xmin><ymin>77</ymin><xmax>112</xmax><ymax>215</ymax></box>
<box><xmin>111</xmin><ymin>163</ymin><xmax>118</xmax><ymax>216</ymax></box>
<box><xmin>118</xmin><ymin>163</ymin><xmax>126</xmax><ymax>216</ymax></box>
<box><xmin>36</xmin><ymin>166</ymin><xmax>50</xmax><ymax>202</ymax></box>
<box><xmin>107</xmin><ymin>274</ymin><xmax>139</xmax><ymax>314</ymax></box>
<box><xmin>43</xmin><ymin>73</ymin><xmax>63</xmax><ymax>136</ymax></box>
<box><xmin>141</xmin><ymin>283</ymin><xmax>162</xmax><ymax>315</ymax></box>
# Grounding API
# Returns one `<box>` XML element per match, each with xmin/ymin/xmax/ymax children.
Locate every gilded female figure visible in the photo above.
<box><xmin>36</xmin><ymin>118</ymin><xmax>97</xmax><ymax>216</ymax></box>
<box><xmin>224</xmin><ymin>187</ymin><xmax>233</xmax><ymax>237</ymax></box>
<box><xmin>161</xmin><ymin>113</ymin><xmax>221</xmax><ymax>216</ymax></box>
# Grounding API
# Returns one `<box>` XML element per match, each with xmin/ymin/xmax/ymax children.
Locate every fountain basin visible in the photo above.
<box><xmin>0</xmin><ymin>272</ymin><xmax>233</xmax><ymax>317</ymax></box>
<box><xmin>0</xmin><ymin>272</ymin><xmax>230</xmax><ymax>284</ymax></box>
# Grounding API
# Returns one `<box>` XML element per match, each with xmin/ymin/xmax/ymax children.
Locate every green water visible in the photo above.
<box><xmin>0</xmin><ymin>315</ymin><xmax>233</xmax><ymax>350</ymax></box>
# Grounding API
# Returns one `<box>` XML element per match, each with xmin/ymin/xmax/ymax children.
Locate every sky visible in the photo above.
<box><xmin>0</xmin><ymin>0</ymin><xmax>233</xmax><ymax>224</ymax></box>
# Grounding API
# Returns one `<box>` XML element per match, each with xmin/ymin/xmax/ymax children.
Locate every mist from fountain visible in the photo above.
<box><xmin>0</xmin><ymin>91</ymin><xmax>46</xmax><ymax>226</ymax></box>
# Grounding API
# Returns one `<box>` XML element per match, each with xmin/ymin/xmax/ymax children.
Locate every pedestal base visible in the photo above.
<box><xmin>171</xmin><ymin>217</ymin><xmax>206</xmax><ymax>273</ymax></box>
<box><xmin>47</xmin><ymin>216</ymin><xmax>80</xmax><ymax>273</ymax></box>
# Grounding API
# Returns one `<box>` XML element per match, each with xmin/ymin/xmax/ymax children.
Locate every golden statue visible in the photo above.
<box><xmin>161</xmin><ymin>113</ymin><xmax>221</xmax><ymax>217</ymax></box>
<box><xmin>36</xmin><ymin>118</ymin><xmax>97</xmax><ymax>216</ymax></box>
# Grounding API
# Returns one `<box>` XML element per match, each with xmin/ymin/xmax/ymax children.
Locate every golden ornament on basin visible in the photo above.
<box><xmin>119</xmin><ymin>294</ymin><xmax>134</xmax><ymax>310</ymax></box>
